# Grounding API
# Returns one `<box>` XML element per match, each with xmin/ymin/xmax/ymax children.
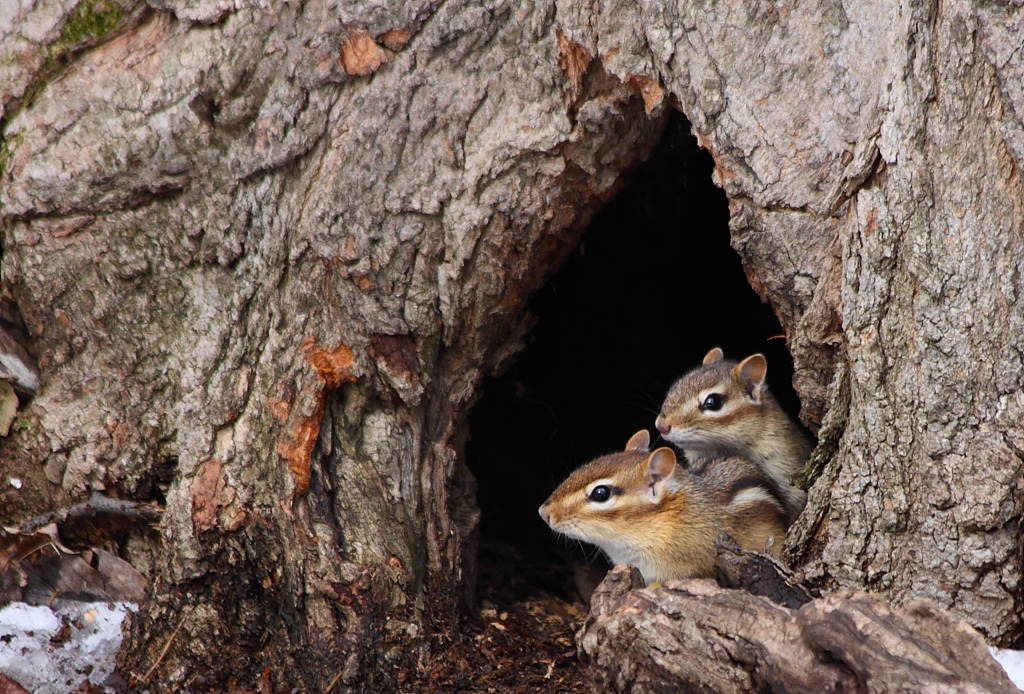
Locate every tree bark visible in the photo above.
<box><xmin>1</xmin><ymin>0</ymin><xmax>666</xmax><ymax>689</ymax></box>
<box><xmin>555</xmin><ymin>0</ymin><xmax>1024</xmax><ymax>644</ymax></box>
<box><xmin>2</xmin><ymin>0</ymin><xmax>1023</xmax><ymax>688</ymax></box>
<box><xmin>578</xmin><ymin>564</ymin><xmax>1021</xmax><ymax>694</ymax></box>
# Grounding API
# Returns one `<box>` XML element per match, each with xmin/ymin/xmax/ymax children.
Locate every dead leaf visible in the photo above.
<box><xmin>0</xmin><ymin>674</ymin><xmax>30</xmax><ymax>694</ymax></box>
<box><xmin>93</xmin><ymin>548</ymin><xmax>147</xmax><ymax>602</ymax></box>
<box><xmin>22</xmin><ymin>554</ymin><xmax>112</xmax><ymax>604</ymax></box>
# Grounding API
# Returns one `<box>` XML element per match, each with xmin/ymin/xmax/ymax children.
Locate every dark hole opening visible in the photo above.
<box><xmin>467</xmin><ymin>111</ymin><xmax>803</xmax><ymax>602</ymax></box>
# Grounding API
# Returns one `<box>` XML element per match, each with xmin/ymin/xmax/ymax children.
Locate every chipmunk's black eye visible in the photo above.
<box><xmin>589</xmin><ymin>485</ymin><xmax>612</xmax><ymax>502</ymax></box>
<box><xmin>700</xmin><ymin>393</ymin><xmax>724</xmax><ymax>412</ymax></box>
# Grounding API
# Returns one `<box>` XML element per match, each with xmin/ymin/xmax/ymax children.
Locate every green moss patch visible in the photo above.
<box><xmin>50</xmin><ymin>0</ymin><xmax>125</xmax><ymax>57</ymax></box>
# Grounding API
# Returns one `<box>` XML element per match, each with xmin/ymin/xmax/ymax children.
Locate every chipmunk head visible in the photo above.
<box><xmin>538</xmin><ymin>433</ymin><xmax>692</xmax><ymax>557</ymax></box>
<box><xmin>655</xmin><ymin>348</ymin><xmax>770</xmax><ymax>454</ymax></box>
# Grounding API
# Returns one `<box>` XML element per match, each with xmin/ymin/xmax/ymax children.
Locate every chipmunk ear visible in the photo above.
<box><xmin>625</xmin><ymin>430</ymin><xmax>650</xmax><ymax>452</ymax></box>
<box><xmin>703</xmin><ymin>347</ymin><xmax>725</xmax><ymax>365</ymax></box>
<box><xmin>646</xmin><ymin>447</ymin><xmax>677</xmax><ymax>484</ymax></box>
<box><xmin>734</xmin><ymin>354</ymin><xmax>767</xmax><ymax>401</ymax></box>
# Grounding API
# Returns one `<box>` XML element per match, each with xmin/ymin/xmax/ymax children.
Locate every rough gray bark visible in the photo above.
<box><xmin>1</xmin><ymin>0</ymin><xmax>666</xmax><ymax>689</ymax></box>
<box><xmin>2</xmin><ymin>0</ymin><xmax>1023</xmax><ymax>689</ymax></box>
<box><xmin>578</xmin><ymin>564</ymin><xmax>1021</xmax><ymax>694</ymax></box>
<box><xmin>552</xmin><ymin>0</ymin><xmax>1024</xmax><ymax>643</ymax></box>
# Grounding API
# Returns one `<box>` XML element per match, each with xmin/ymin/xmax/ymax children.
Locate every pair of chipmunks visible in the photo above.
<box><xmin>538</xmin><ymin>348</ymin><xmax>813</xmax><ymax>585</ymax></box>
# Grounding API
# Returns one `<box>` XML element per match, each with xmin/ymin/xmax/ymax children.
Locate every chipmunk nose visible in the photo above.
<box><xmin>655</xmin><ymin>416</ymin><xmax>671</xmax><ymax>435</ymax></box>
<box><xmin>538</xmin><ymin>505</ymin><xmax>551</xmax><ymax>525</ymax></box>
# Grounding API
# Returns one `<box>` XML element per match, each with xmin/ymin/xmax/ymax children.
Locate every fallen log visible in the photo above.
<box><xmin>577</xmin><ymin>541</ymin><xmax>1018</xmax><ymax>694</ymax></box>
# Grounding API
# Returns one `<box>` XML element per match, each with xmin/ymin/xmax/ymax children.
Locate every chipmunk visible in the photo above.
<box><xmin>538</xmin><ymin>430</ymin><xmax>788</xmax><ymax>585</ymax></box>
<box><xmin>655</xmin><ymin>347</ymin><xmax>812</xmax><ymax>522</ymax></box>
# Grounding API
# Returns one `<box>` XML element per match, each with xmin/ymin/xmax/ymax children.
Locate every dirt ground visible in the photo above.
<box><xmin>397</xmin><ymin>541</ymin><xmax>596</xmax><ymax>694</ymax></box>
<box><xmin>2</xmin><ymin>523</ymin><xmax>595</xmax><ymax>694</ymax></box>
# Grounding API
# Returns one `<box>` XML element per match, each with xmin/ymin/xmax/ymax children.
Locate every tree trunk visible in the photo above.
<box><xmin>1</xmin><ymin>1</ymin><xmax>667</xmax><ymax>688</ymax></box>
<box><xmin>2</xmin><ymin>0</ymin><xmax>1022</xmax><ymax>689</ymax></box>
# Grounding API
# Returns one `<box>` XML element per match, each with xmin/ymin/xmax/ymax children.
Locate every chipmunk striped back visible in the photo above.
<box><xmin>538</xmin><ymin>431</ymin><xmax>788</xmax><ymax>585</ymax></box>
<box><xmin>694</xmin><ymin>454</ymin><xmax>788</xmax><ymax>555</ymax></box>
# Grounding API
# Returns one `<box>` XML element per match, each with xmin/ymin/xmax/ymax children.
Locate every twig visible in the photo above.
<box><xmin>323</xmin><ymin>670</ymin><xmax>345</xmax><ymax>694</ymax></box>
<box><xmin>18</xmin><ymin>492</ymin><xmax>162</xmax><ymax>534</ymax></box>
<box><xmin>0</xmin><ymin>537</ymin><xmax>53</xmax><ymax>575</ymax></box>
<box><xmin>138</xmin><ymin>611</ymin><xmax>188</xmax><ymax>685</ymax></box>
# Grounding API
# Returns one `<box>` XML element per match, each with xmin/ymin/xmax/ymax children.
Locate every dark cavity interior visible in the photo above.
<box><xmin>466</xmin><ymin>112</ymin><xmax>802</xmax><ymax>598</ymax></box>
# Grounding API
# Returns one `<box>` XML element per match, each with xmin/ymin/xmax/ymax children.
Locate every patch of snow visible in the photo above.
<box><xmin>0</xmin><ymin>602</ymin><xmax>60</xmax><ymax>632</ymax></box>
<box><xmin>0</xmin><ymin>600</ymin><xmax>136</xmax><ymax>694</ymax></box>
<box><xmin>992</xmin><ymin>647</ymin><xmax>1024</xmax><ymax>691</ymax></box>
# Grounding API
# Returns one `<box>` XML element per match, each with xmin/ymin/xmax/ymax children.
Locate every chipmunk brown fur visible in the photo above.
<box><xmin>655</xmin><ymin>348</ymin><xmax>812</xmax><ymax>522</ymax></box>
<box><xmin>538</xmin><ymin>430</ymin><xmax>788</xmax><ymax>585</ymax></box>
